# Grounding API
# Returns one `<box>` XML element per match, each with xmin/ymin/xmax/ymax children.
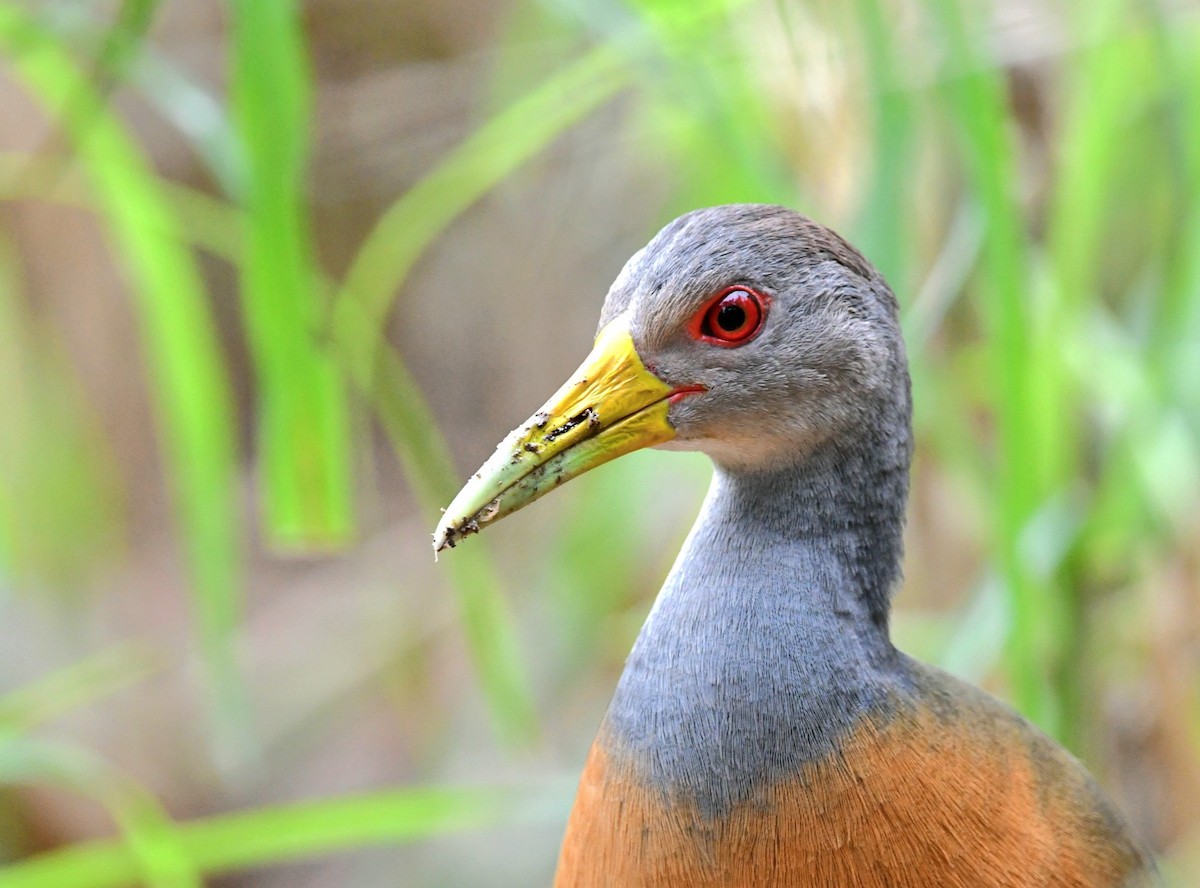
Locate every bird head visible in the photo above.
<box><xmin>434</xmin><ymin>204</ymin><xmax>909</xmax><ymax>552</ymax></box>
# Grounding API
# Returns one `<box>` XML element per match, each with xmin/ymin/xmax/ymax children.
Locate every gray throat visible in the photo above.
<box><xmin>602</xmin><ymin>436</ymin><xmax>914</xmax><ymax>816</ymax></box>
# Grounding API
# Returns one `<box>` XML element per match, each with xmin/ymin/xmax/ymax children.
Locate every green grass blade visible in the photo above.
<box><xmin>71</xmin><ymin>0</ymin><xmax>162</xmax><ymax>108</ymax></box>
<box><xmin>1047</xmin><ymin>0</ymin><xmax>1143</xmax><ymax>322</ymax></box>
<box><xmin>0</xmin><ymin>738</ymin><xmax>198</xmax><ymax>888</ymax></box>
<box><xmin>1042</xmin><ymin>0</ymin><xmax>1151</xmax><ymax>750</ymax></box>
<box><xmin>853</xmin><ymin>0</ymin><xmax>916</xmax><ymax>288</ymax></box>
<box><xmin>0</xmin><ymin>151</ymin><xmax>243</xmax><ymax>262</ymax></box>
<box><xmin>131</xmin><ymin>48</ymin><xmax>242</xmax><ymax>197</ymax></box>
<box><xmin>625</xmin><ymin>0</ymin><xmax>795</xmax><ymax>211</ymax></box>
<box><xmin>0</xmin><ymin>233</ymin><xmax>121</xmax><ymax>589</ymax></box>
<box><xmin>1</xmin><ymin>138</ymin><xmax>530</xmax><ymax>745</ymax></box>
<box><xmin>330</xmin><ymin>44</ymin><xmax>628</xmax><ymax>385</ymax></box>
<box><xmin>0</xmin><ymin>782</ymin><xmax>566</xmax><ymax>888</ymax></box>
<box><xmin>6</xmin><ymin>1</ymin><xmax>163</xmax><ymax>191</ymax></box>
<box><xmin>0</xmin><ymin>5</ymin><xmax>246</xmax><ymax>754</ymax></box>
<box><xmin>924</xmin><ymin>0</ymin><xmax>1059</xmax><ymax>733</ymax></box>
<box><xmin>26</xmin><ymin>3</ymin><xmax>243</xmax><ymax>196</ymax></box>
<box><xmin>0</xmin><ymin>141</ymin><xmax>537</xmax><ymax>745</ymax></box>
<box><xmin>228</xmin><ymin>0</ymin><xmax>353</xmax><ymax>548</ymax></box>
<box><xmin>371</xmin><ymin>350</ymin><xmax>537</xmax><ymax>745</ymax></box>
<box><xmin>0</xmin><ymin>643</ymin><xmax>163</xmax><ymax>735</ymax></box>
<box><xmin>1149</xmin><ymin>8</ymin><xmax>1200</xmax><ymax>405</ymax></box>
<box><xmin>329</xmin><ymin>47</ymin><xmax>630</xmax><ymax>745</ymax></box>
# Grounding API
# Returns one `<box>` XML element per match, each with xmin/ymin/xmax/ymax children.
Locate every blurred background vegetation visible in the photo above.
<box><xmin>0</xmin><ymin>0</ymin><xmax>1197</xmax><ymax>884</ymax></box>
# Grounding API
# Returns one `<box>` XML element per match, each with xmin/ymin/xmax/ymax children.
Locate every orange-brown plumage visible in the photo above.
<box><xmin>556</xmin><ymin>664</ymin><xmax>1150</xmax><ymax>888</ymax></box>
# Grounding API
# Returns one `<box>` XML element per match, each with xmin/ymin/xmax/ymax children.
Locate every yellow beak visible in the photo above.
<box><xmin>433</xmin><ymin>316</ymin><xmax>676</xmax><ymax>552</ymax></box>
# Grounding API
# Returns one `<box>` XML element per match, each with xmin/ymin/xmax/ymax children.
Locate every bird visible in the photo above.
<box><xmin>433</xmin><ymin>204</ymin><xmax>1156</xmax><ymax>887</ymax></box>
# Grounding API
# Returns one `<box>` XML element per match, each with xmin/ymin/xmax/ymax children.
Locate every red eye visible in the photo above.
<box><xmin>688</xmin><ymin>287</ymin><xmax>767</xmax><ymax>346</ymax></box>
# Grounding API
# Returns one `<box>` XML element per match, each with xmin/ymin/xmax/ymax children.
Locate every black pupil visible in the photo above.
<box><xmin>716</xmin><ymin>300</ymin><xmax>747</xmax><ymax>332</ymax></box>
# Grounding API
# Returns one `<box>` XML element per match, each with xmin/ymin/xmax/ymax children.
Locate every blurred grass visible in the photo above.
<box><xmin>0</xmin><ymin>739</ymin><xmax>198</xmax><ymax>888</ymax></box>
<box><xmin>0</xmin><ymin>644</ymin><xmax>162</xmax><ymax>737</ymax></box>
<box><xmin>1</xmin><ymin>0</ymin><xmax>1198</xmax><ymax>883</ymax></box>
<box><xmin>925</xmin><ymin>0</ymin><xmax>1061</xmax><ymax>732</ymax></box>
<box><xmin>0</xmin><ymin>780</ymin><xmax>567</xmax><ymax>888</ymax></box>
<box><xmin>329</xmin><ymin>44</ymin><xmax>628</xmax><ymax>382</ymax></box>
<box><xmin>329</xmin><ymin>44</ymin><xmax>631</xmax><ymax>746</ymax></box>
<box><xmin>229</xmin><ymin>0</ymin><xmax>354</xmax><ymax>549</ymax></box>
<box><xmin>0</xmin><ymin>233</ymin><xmax>119</xmax><ymax>590</ymax></box>
<box><xmin>0</xmin><ymin>4</ymin><xmax>248</xmax><ymax>760</ymax></box>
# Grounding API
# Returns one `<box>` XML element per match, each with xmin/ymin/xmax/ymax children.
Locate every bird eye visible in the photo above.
<box><xmin>689</xmin><ymin>287</ymin><xmax>767</xmax><ymax>346</ymax></box>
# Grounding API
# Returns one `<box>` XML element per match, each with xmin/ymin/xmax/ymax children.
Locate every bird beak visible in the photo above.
<box><xmin>433</xmin><ymin>315</ymin><xmax>676</xmax><ymax>552</ymax></box>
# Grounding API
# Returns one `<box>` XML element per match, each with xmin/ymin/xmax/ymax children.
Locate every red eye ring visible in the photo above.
<box><xmin>687</xmin><ymin>287</ymin><xmax>768</xmax><ymax>346</ymax></box>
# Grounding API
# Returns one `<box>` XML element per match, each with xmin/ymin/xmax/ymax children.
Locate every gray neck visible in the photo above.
<box><xmin>602</xmin><ymin>436</ymin><xmax>913</xmax><ymax>815</ymax></box>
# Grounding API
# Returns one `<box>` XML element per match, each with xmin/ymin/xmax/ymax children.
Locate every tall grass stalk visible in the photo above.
<box><xmin>229</xmin><ymin>0</ymin><xmax>354</xmax><ymax>548</ymax></box>
<box><xmin>923</xmin><ymin>0</ymin><xmax>1063</xmax><ymax>736</ymax></box>
<box><xmin>0</xmin><ymin>5</ymin><xmax>248</xmax><ymax>756</ymax></box>
<box><xmin>0</xmin><ymin>738</ymin><xmax>198</xmax><ymax>888</ymax></box>
<box><xmin>0</xmin><ymin>782</ymin><xmax>567</xmax><ymax>888</ymax></box>
<box><xmin>330</xmin><ymin>45</ymin><xmax>631</xmax><ymax>746</ymax></box>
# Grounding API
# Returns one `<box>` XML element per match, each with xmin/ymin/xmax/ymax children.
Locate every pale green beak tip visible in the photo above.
<box><xmin>432</xmin><ymin>420</ymin><xmax>548</xmax><ymax>553</ymax></box>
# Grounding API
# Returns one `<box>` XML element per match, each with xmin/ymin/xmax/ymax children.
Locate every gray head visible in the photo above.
<box><xmin>601</xmin><ymin>204</ymin><xmax>911</xmax><ymax>476</ymax></box>
<box><xmin>435</xmin><ymin>204</ymin><xmax>913</xmax><ymax>626</ymax></box>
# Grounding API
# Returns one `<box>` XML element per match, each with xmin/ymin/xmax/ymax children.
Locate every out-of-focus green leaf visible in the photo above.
<box><xmin>331</xmin><ymin>44</ymin><xmax>628</xmax><ymax>384</ymax></box>
<box><xmin>0</xmin><ymin>781</ymin><xmax>569</xmax><ymax>888</ymax></box>
<box><xmin>0</xmin><ymin>5</ymin><xmax>246</xmax><ymax>755</ymax></box>
<box><xmin>0</xmin><ymin>643</ymin><xmax>162</xmax><ymax>736</ymax></box>
<box><xmin>1150</xmin><ymin>5</ymin><xmax>1200</xmax><ymax>408</ymax></box>
<box><xmin>625</xmin><ymin>0</ymin><xmax>795</xmax><ymax>212</ymax></box>
<box><xmin>924</xmin><ymin>0</ymin><xmax>1062</xmax><ymax>735</ymax></box>
<box><xmin>371</xmin><ymin>349</ymin><xmax>539</xmax><ymax>747</ymax></box>
<box><xmin>0</xmin><ymin>738</ymin><xmax>198</xmax><ymax>888</ymax></box>
<box><xmin>853</xmin><ymin>0</ymin><xmax>916</xmax><ymax>288</ymax></box>
<box><xmin>0</xmin><ymin>235</ymin><xmax>120</xmax><ymax>589</ymax></box>
<box><xmin>1042</xmin><ymin>0</ymin><xmax>1155</xmax><ymax>750</ymax></box>
<box><xmin>228</xmin><ymin>0</ymin><xmax>353</xmax><ymax>548</ymax></box>
<box><xmin>331</xmin><ymin>46</ymin><xmax>631</xmax><ymax>747</ymax></box>
<box><xmin>0</xmin><ymin>152</ymin><xmax>243</xmax><ymax>260</ymax></box>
